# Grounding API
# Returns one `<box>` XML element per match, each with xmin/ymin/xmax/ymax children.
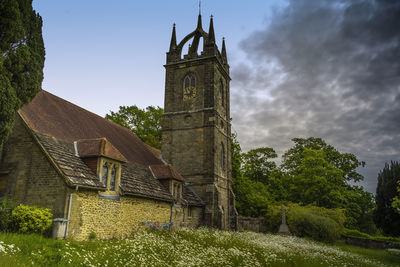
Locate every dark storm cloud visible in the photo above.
<box><xmin>231</xmin><ymin>0</ymin><xmax>400</xmax><ymax>193</ymax></box>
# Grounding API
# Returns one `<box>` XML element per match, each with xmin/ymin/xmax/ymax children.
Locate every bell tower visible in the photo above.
<box><xmin>161</xmin><ymin>14</ymin><xmax>237</xmax><ymax>229</ymax></box>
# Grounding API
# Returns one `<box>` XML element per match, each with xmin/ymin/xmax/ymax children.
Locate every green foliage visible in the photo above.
<box><xmin>231</xmin><ymin>133</ymin><xmax>243</xmax><ymax>180</ymax></box>
<box><xmin>392</xmin><ymin>180</ymin><xmax>400</xmax><ymax>214</ymax></box>
<box><xmin>375</xmin><ymin>161</ymin><xmax>400</xmax><ymax>236</ymax></box>
<box><xmin>286</xmin><ymin>148</ymin><xmax>345</xmax><ymax>208</ymax></box>
<box><xmin>342</xmin><ymin>228</ymin><xmax>400</xmax><ymax>244</ymax></box>
<box><xmin>88</xmin><ymin>232</ymin><xmax>97</xmax><ymax>240</ymax></box>
<box><xmin>0</xmin><ymin>197</ymin><xmax>15</xmax><ymax>231</ymax></box>
<box><xmin>10</xmin><ymin>204</ymin><xmax>52</xmax><ymax>234</ymax></box>
<box><xmin>242</xmin><ymin>147</ymin><xmax>277</xmax><ymax>184</ymax></box>
<box><xmin>343</xmin><ymin>187</ymin><xmax>377</xmax><ymax>234</ymax></box>
<box><xmin>233</xmin><ymin>175</ymin><xmax>270</xmax><ymax>217</ymax></box>
<box><xmin>282</xmin><ymin>137</ymin><xmax>365</xmax><ymax>183</ymax></box>
<box><xmin>106</xmin><ymin>105</ymin><xmax>163</xmax><ymax>149</ymax></box>
<box><xmin>266</xmin><ymin>204</ymin><xmax>345</xmax><ymax>242</ymax></box>
<box><xmin>0</xmin><ymin>0</ymin><xmax>45</xmax><ymax>144</ymax></box>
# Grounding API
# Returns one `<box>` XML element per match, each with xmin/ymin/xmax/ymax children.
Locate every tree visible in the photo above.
<box><xmin>242</xmin><ymin>147</ymin><xmax>277</xmax><ymax>185</ymax></box>
<box><xmin>0</xmin><ymin>0</ymin><xmax>45</xmax><ymax>145</ymax></box>
<box><xmin>231</xmin><ymin>133</ymin><xmax>243</xmax><ymax>180</ymax></box>
<box><xmin>282</xmin><ymin>137</ymin><xmax>365</xmax><ymax>182</ymax></box>
<box><xmin>286</xmin><ymin>148</ymin><xmax>346</xmax><ymax>208</ymax></box>
<box><xmin>374</xmin><ymin>161</ymin><xmax>400</xmax><ymax>236</ymax></box>
<box><xmin>106</xmin><ymin>105</ymin><xmax>163</xmax><ymax>149</ymax></box>
<box><xmin>392</xmin><ymin>181</ymin><xmax>400</xmax><ymax>214</ymax></box>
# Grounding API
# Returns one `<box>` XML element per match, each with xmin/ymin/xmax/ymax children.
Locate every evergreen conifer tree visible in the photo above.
<box><xmin>0</xmin><ymin>0</ymin><xmax>45</xmax><ymax>145</ymax></box>
<box><xmin>375</xmin><ymin>161</ymin><xmax>400</xmax><ymax>236</ymax></box>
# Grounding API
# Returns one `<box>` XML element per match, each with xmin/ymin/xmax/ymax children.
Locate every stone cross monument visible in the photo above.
<box><xmin>278</xmin><ymin>205</ymin><xmax>291</xmax><ymax>235</ymax></box>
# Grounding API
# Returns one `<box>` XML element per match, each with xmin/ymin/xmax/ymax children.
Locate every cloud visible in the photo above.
<box><xmin>231</xmin><ymin>0</ymin><xmax>400</xmax><ymax>193</ymax></box>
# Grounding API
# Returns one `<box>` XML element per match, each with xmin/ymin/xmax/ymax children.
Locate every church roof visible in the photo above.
<box><xmin>19</xmin><ymin>90</ymin><xmax>203</xmax><ymax>205</ymax></box>
<box><xmin>19</xmin><ymin>90</ymin><xmax>162</xmax><ymax>166</ymax></box>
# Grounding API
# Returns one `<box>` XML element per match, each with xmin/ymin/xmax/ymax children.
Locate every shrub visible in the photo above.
<box><xmin>10</xmin><ymin>204</ymin><xmax>52</xmax><ymax>234</ymax></box>
<box><xmin>0</xmin><ymin>197</ymin><xmax>15</xmax><ymax>231</ymax></box>
<box><xmin>89</xmin><ymin>232</ymin><xmax>97</xmax><ymax>240</ymax></box>
<box><xmin>264</xmin><ymin>203</ymin><xmax>345</xmax><ymax>242</ymax></box>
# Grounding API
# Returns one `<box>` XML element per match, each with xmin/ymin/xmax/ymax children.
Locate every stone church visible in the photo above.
<box><xmin>0</xmin><ymin>14</ymin><xmax>237</xmax><ymax>240</ymax></box>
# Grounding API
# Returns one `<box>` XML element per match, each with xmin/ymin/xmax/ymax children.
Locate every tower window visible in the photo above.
<box><xmin>219</xmin><ymin>79</ymin><xmax>225</xmax><ymax>107</ymax></box>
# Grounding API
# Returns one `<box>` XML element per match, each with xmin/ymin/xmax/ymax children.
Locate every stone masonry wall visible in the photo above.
<box><xmin>68</xmin><ymin>191</ymin><xmax>202</xmax><ymax>240</ymax></box>
<box><xmin>0</xmin><ymin>115</ymin><xmax>68</xmax><ymax>218</ymax></box>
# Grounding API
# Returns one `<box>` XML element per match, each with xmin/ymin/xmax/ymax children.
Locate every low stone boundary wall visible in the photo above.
<box><xmin>237</xmin><ymin>216</ymin><xmax>267</xmax><ymax>232</ymax></box>
<box><xmin>343</xmin><ymin>235</ymin><xmax>400</xmax><ymax>249</ymax></box>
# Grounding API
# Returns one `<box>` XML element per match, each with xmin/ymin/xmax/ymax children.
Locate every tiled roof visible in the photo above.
<box><xmin>36</xmin><ymin>133</ymin><xmax>105</xmax><ymax>189</ymax></box>
<box><xmin>119</xmin><ymin>163</ymin><xmax>173</xmax><ymax>201</ymax></box>
<box><xmin>36</xmin><ymin>133</ymin><xmax>173</xmax><ymax>201</ymax></box>
<box><xmin>20</xmin><ymin>90</ymin><xmax>203</xmax><ymax>205</ymax></box>
<box><xmin>19</xmin><ymin>90</ymin><xmax>162</xmax><ymax>166</ymax></box>
<box><xmin>183</xmin><ymin>185</ymin><xmax>205</xmax><ymax>207</ymax></box>
<box><xmin>77</xmin><ymin>138</ymin><xmax>127</xmax><ymax>162</ymax></box>
<box><xmin>150</xmin><ymin>164</ymin><xmax>185</xmax><ymax>182</ymax></box>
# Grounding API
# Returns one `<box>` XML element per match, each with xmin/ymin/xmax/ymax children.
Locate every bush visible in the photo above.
<box><xmin>10</xmin><ymin>204</ymin><xmax>52</xmax><ymax>234</ymax></box>
<box><xmin>0</xmin><ymin>197</ymin><xmax>15</xmax><ymax>231</ymax></box>
<box><xmin>265</xmin><ymin>203</ymin><xmax>345</xmax><ymax>242</ymax></box>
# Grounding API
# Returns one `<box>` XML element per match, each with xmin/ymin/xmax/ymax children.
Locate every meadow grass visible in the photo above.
<box><xmin>0</xmin><ymin>228</ymin><xmax>398</xmax><ymax>266</ymax></box>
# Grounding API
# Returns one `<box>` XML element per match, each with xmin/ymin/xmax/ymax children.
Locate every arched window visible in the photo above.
<box><xmin>219</xmin><ymin>79</ymin><xmax>224</xmax><ymax>107</ymax></box>
<box><xmin>220</xmin><ymin>142</ymin><xmax>225</xmax><ymax>170</ymax></box>
<box><xmin>183</xmin><ymin>74</ymin><xmax>196</xmax><ymax>100</ymax></box>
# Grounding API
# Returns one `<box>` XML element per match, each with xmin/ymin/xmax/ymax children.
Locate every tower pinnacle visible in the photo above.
<box><xmin>207</xmin><ymin>15</ymin><xmax>215</xmax><ymax>44</ymax></box>
<box><xmin>169</xmin><ymin>23</ymin><xmax>177</xmax><ymax>52</ymax></box>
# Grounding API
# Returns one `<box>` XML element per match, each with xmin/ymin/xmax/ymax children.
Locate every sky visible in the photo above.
<box><xmin>32</xmin><ymin>0</ymin><xmax>400</xmax><ymax>193</ymax></box>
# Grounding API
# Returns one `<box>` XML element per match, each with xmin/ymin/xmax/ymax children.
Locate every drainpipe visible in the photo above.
<box><xmin>64</xmin><ymin>185</ymin><xmax>79</xmax><ymax>238</ymax></box>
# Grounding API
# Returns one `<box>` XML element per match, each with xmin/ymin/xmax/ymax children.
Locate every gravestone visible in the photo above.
<box><xmin>278</xmin><ymin>205</ymin><xmax>291</xmax><ymax>235</ymax></box>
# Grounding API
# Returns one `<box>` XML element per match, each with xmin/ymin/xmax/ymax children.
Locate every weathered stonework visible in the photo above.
<box><xmin>162</xmin><ymin>15</ymin><xmax>237</xmax><ymax>229</ymax></box>
<box><xmin>68</xmin><ymin>190</ymin><xmax>202</xmax><ymax>240</ymax></box>
<box><xmin>0</xmin><ymin>115</ymin><xmax>68</xmax><ymax>218</ymax></box>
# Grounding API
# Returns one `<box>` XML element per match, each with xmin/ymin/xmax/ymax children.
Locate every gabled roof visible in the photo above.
<box><xmin>77</xmin><ymin>137</ymin><xmax>127</xmax><ymax>162</ymax></box>
<box><xmin>19</xmin><ymin>90</ymin><xmax>204</xmax><ymax>206</ymax></box>
<box><xmin>19</xmin><ymin>90</ymin><xmax>162</xmax><ymax>166</ymax></box>
<box><xmin>36</xmin><ymin>132</ymin><xmax>173</xmax><ymax>202</ymax></box>
<box><xmin>150</xmin><ymin>164</ymin><xmax>185</xmax><ymax>182</ymax></box>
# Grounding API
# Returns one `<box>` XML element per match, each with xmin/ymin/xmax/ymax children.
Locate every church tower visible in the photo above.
<box><xmin>161</xmin><ymin>14</ymin><xmax>237</xmax><ymax>229</ymax></box>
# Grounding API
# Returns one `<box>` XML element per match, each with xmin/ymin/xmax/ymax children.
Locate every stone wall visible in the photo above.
<box><xmin>237</xmin><ymin>216</ymin><xmax>267</xmax><ymax>233</ymax></box>
<box><xmin>68</xmin><ymin>190</ymin><xmax>203</xmax><ymax>240</ymax></box>
<box><xmin>0</xmin><ymin>115</ymin><xmax>68</xmax><ymax>218</ymax></box>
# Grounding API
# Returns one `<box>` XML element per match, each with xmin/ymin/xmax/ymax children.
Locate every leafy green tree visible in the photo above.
<box><xmin>232</xmin><ymin>175</ymin><xmax>270</xmax><ymax>217</ymax></box>
<box><xmin>286</xmin><ymin>148</ymin><xmax>346</xmax><ymax>208</ymax></box>
<box><xmin>343</xmin><ymin>187</ymin><xmax>377</xmax><ymax>234</ymax></box>
<box><xmin>106</xmin><ymin>105</ymin><xmax>163</xmax><ymax>149</ymax></box>
<box><xmin>375</xmin><ymin>161</ymin><xmax>400</xmax><ymax>236</ymax></box>
<box><xmin>0</xmin><ymin>0</ymin><xmax>45</xmax><ymax>144</ymax></box>
<box><xmin>231</xmin><ymin>133</ymin><xmax>243</xmax><ymax>180</ymax></box>
<box><xmin>242</xmin><ymin>147</ymin><xmax>277</xmax><ymax>184</ymax></box>
<box><xmin>282</xmin><ymin>137</ymin><xmax>365</xmax><ymax>182</ymax></box>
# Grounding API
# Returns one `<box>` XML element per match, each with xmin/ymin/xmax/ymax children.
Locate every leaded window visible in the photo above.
<box><xmin>101</xmin><ymin>163</ymin><xmax>108</xmax><ymax>186</ymax></box>
<box><xmin>110</xmin><ymin>165</ymin><xmax>117</xmax><ymax>191</ymax></box>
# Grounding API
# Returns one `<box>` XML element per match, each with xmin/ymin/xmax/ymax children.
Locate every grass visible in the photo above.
<box><xmin>334</xmin><ymin>241</ymin><xmax>400</xmax><ymax>267</ymax></box>
<box><xmin>0</xmin><ymin>228</ymin><xmax>399</xmax><ymax>266</ymax></box>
